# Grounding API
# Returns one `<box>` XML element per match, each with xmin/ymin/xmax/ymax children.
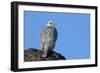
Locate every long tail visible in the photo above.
<box><xmin>42</xmin><ymin>48</ymin><xmax>47</xmax><ymax>58</ymax></box>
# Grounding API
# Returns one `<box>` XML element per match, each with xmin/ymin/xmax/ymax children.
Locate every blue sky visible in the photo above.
<box><xmin>24</xmin><ymin>11</ymin><xmax>90</xmax><ymax>60</ymax></box>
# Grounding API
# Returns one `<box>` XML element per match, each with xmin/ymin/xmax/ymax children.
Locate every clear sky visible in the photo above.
<box><xmin>24</xmin><ymin>11</ymin><xmax>90</xmax><ymax>60</ymax></box>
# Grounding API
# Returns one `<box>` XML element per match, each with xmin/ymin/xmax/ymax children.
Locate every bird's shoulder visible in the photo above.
<box><xmin>42</xmin><ymin>27</ymin><xmax>52</xmax><ymax>32</ymax></box>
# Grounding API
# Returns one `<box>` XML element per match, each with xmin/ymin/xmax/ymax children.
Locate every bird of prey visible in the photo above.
<box><xmin>40</xmin><ymin>20</ymin><xmax>58</xmax><ymax>58</ymax></box>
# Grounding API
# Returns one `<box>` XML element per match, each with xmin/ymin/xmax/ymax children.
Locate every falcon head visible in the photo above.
<box><xmin>46</xmin><ymin>20</ymin><xmax>55</xmax><ymax>27</ymax></box>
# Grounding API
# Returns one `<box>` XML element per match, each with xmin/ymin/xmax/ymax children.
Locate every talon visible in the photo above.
<box><xmin>42</xmin><ymin>54</ymin><xmax>47</xmax><ymax>58</ymax></box>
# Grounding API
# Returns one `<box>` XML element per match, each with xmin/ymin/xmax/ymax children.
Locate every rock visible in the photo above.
<box><xmin>24</xmin><ymin>48</ymin><xmax>66</xmax><ymax>62</ymax></box>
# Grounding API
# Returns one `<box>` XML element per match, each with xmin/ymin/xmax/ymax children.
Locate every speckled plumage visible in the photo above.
<box><xmin>40</xmin><ymin>21</ymin><xmax>58</xmax><ymax>57</ymax></box>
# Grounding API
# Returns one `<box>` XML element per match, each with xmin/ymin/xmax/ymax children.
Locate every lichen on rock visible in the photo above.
<box><xmin>24</xmin><ymin>48</ymin><xmax>66</xmax><ymax>62</ymax></box>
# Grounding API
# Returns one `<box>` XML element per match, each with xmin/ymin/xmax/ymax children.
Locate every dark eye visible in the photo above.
<box><xmin>50</xmin><ymin>22</ymin><xmax>52</xmax><ymax>24</ymax></box>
